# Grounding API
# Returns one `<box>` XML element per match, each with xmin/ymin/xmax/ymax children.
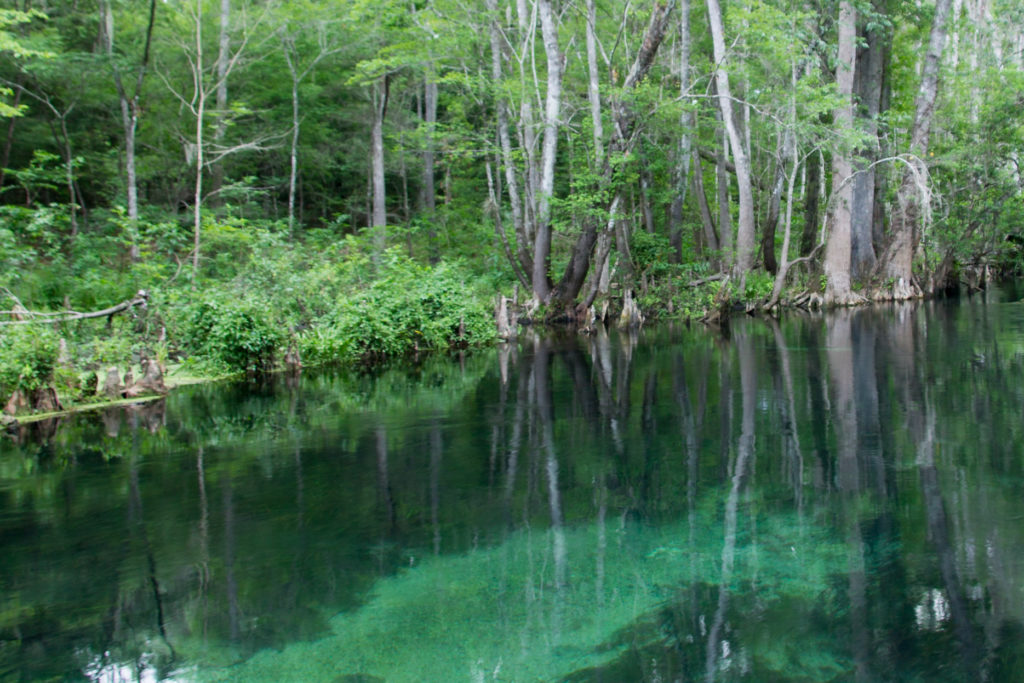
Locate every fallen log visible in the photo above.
<box><xmin>0</xmin><ymin>290</ymin><xmax>149</xmax><ymax>326</ymax></box>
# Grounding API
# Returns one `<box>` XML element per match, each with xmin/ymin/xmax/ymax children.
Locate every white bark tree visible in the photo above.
<box><xmin>99</xmin><ymin>0</ymin><xmax>158</xmax><ymax>262</ymax></box>
<box><xmin>879</xmin><ymin>0</ymin><xmax>953</xmax><ymax>299</ymax></box>
<box><xmin>705</xmin><ymin>0</ymin><xmax>755</xmax><ymax>283</ymax></box>
<box><xmin>823</xmin><ymin>0</ymin><xmax>859</xmax><ymax>305</ymax></box>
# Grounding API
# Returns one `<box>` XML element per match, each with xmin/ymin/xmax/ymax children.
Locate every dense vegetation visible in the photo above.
<box><xmin>0</xmin><ymin>0</ymin><xmax>1021</xmax><ymax>414</ymax></box>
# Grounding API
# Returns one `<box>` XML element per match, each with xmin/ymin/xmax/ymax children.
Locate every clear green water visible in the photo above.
<box><xmin>5</xmin><ymin>290</ymin><xmax>1024</xmax><ymax>682</ymax></box>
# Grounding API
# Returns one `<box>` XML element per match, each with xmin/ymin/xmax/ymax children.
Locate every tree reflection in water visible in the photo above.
<box><xmin>3</xmin><ymin>293</ymin><xmax>1024</xmax><ymax>680</ymax></box>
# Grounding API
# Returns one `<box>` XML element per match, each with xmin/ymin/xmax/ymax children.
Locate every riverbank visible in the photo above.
<box><xmin>1</xmin><ymin>364</ymin><xmax>230</xmax><ymax>426</ymax></box>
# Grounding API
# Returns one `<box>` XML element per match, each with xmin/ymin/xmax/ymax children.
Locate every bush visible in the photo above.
<box><xmin>0</xmin><ymin>326</ymin><xmax>59</xmax><ymax>399</ymax></box>
<box><xmin>182</xmin><ymin>298</ymin><xmax>283</xmax><ymax>373</ymax></box>
<box><xmin>305</xmin><ymin>255</ymin><xmax>494</xmax><ymax>364</ymax></box>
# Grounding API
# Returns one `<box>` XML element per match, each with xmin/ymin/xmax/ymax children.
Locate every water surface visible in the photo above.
<box><xmin>4</xmin><ymin>290</ymin><xmax>1024</xmax><ymax>681</ymax></box>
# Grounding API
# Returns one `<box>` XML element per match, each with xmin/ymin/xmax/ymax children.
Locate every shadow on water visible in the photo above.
<box><xmin>5</xmin><ymin>291</ymin><xmax>1024</xmax><ymax>680</ymax></box>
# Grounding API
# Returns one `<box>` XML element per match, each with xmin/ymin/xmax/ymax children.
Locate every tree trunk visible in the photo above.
<box><xmin>210</xmin><ymin>0</ymin><xmax>230</xmax><ymax>204</ymax></box>
<box><xmin>715</xmin><ymin>126</ymin><xmax>733</xmax><ymax>263</ymax></box>
<box><xmin>547</xmin><ymin>0</ymin><xmax>675</xmax><ymax>310</ymax></box>
<box><xmin>691</xmin><ymin>149</ymin><xmax>720</xmax><ymax>258</ymax></box>
<box><xmin>706</xmin><ymin>0</ymin><xmax>755</xmax><ymax>282</ymax></box>
<box><xmin>761</xmin><ymin>137</ymin><xmax>785</xmax><ymax>276</ymax></box>
<box><xmin>516</xmin><ymin>0</ymin><xmax>539</xmax><ymax>246</ymax></box>
<box><xmin>100</xmin><ymin>0</ymin><xmax>155</xmax><ymax>261</ymax></box>
<box><xmin>487</xmin><ymin>0</ymin><xmax>532</xmax><ymax>278</ymax></box>
<box><xmin>286</xmin><ymin>52</ymin><xmax>300</xmax><ymax>235</ymax></box>
<box><xmin>585</xmin><ymin>0</ymin><xmax>603</xmax><ymax>166</ymax></box>
<box><xmin>850</xmin><ymin>1</ymin><xmax>889</xmax><ymax>279</ymax></box>
<box><xmin>879</xmin><ymin>0</ymin><xmax>952</xmax><ymax>299</ymax></box>
<box><xmin>640</xmin><ymin>156</ymin><xmax>655</xmax><ymax>233</ymax></box>
<box><xmin>823</xmin><ymin>0</ymin><xmax>858</xmax><ymax>305</ymax></box>
<box><xmin>531</xmin><ymin>0</ymin><xmax>563</xmax><ymax>302</ymax></box>
<box><xmin>669</xmin><ymin>0</ymin><xmax>693</xmax><ymax>263</ymax></box>
<box><xmin>192</xmin><ymin>0</ymin><xmax>205</xmax><ymax>284</ymax></box>
<box><xmin>423</xmin><ymin>73</ymin><xmax>438</xmax><ymax>263</ymax></box>
<box><xmin>800</xmin><ymin>147</ymin><xmax>821</xmax><ymax>256</ymax></box>
<box><xmin>371</xmin><ymin>75</ymin><xmax>390</xmax><ymax>257</ymax></box>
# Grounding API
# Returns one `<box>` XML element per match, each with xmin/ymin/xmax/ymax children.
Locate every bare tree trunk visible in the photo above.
<box><xmin>371</xmin><ymin>75</ymin><xmax>390</xmax><ymax>259</ymax></box>
<box><xmin>531</xmin><ymin>0</ymin><xmax>563</xmax><ymax>302</ymax></box>
<box><xmin>800</xmin><ymin>147</ymin><xmax>821</xmax><ymax>256</ymax></box>
<box><xmin>192</xmin><ymin>0</ymin><xmax>205</xmax><ymax>284</ymax></box>
<box><xmin>691</xmin><ymin>150</ymin><xmax>720</xmax><ymax>259</ymax></box>
<box><xmin>824</xmin><ymin>0</ymin><xmax>858</xmax><ymax>305</ymax></box>
<box><xmin>580</xmin><ymin>0</ymin><xmax>607</xmax><ymax>302</ymax></box>
<box><xmin>423</xmin><ymin>73</ymin><xmax>438</xmax><ymax>263</ymax></box>
<box><xmin>706</xmin><ymin>0</ymin><xmax>755</xmax><ymax>282</ymax></box>
<box><xmin>879</xmin><ymin>0</ymin><xmax>952</xmax><ymax>299</ymax></box>
<box><xmin>585</xmin><ymin>0</ymin><xmax>603</xmax><ymax>166</ymax></box>
<box><xmin>210</xmin><ymin>0</ymin><xmax>230</xmax><ymax>203</ymax></box>
<box><xmin>669</xmin><ymin>0</ymin><xmax>693</xmax><ymax>263</ymax></box>
<box><xmin>767</xmin><ymin>62</ymin><xmax>801</xmax><ymax>308</ymax></box>
<box><xmin>761</xmin><ymin>135</ymin><xmax>786</xmax><ymax>276</ymax></box>
<box><xmin>285</xmin><ymin>49</ymin><xmax>301</xmax><ymax>235</ymax></box>
<box><xmin>100</xmin><ymin>0</ymin><xmax>155</xmax><ymax>261</ymax></box>
<box><xmin>715</xmin><ymin>127</ymin><xmax>733</xmax><ymax>262</ymax></box>
<box><xmin>516</xmin><ymin>0</ymin><xmax>539</xmax><ymax>246</ymax></box>
<box><xmin>850</xmin><ymin>1</ymin><xmax>888</xmax><ymax>279</ymax></box>
<box><xmin>487</xmin><ymin>0</ymin><xmax>532</xmax><ymax>278</ymax></box>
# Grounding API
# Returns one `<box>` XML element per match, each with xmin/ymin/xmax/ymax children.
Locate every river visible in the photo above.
<box><xmin>4</xmin><ymin>287</ymin><xmax>1024</xmax><ymax>681</ymax></box>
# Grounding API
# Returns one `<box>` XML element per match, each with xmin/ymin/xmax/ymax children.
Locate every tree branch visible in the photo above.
<box><xmin>0</xmin><ymin>291</ymin><xmax>149</xmax><ymax>325</ymax></box>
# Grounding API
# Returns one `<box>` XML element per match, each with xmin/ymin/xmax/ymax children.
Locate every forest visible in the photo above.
<box><xmin>0</xmin><ymin>0</ymin><xmax>1022</xmax><ymax>416</ymax></box>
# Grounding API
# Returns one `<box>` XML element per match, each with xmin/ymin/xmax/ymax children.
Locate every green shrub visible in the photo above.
<box><xmin>743</xmin><ymin>271</ymin><xmax>775</xmax><ymax>302</ymax></box>
<box><xmin>182</xmin><ymin>299</ymin><xmax>283</xmax><ymax>373</ymax></box>
<box><xmin>310</xmin><ymin>255</ymin><xmax>494</xmax><ymax>364</ymax></box>
<box><xmin>0</xmin><ymin>326</ymin><xmax>59</xmax><ymax>398</ymax></box>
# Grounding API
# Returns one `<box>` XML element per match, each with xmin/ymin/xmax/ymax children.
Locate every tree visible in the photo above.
<box><xmin>159</xmin><ymin>0</ymin><xmax>273</xmax><ymax>282</ymax></box>
<box><xmin>279</xmin><ymin>16</ymin><xmax>342</xmax><ymax>235</ymax></box>
<box><xmin>823</xmin><ymin>0</ymin><xmax>860</xmax><ymax>305</ymax></box>
<box><xmin>98</xmin><ymin>0</ymin><xmax>158</xmax><ymax>261</ymax></box>
<box><xmin>878</xmin><ymin>0</ymin><xmax>953</xmax><ymax>299</ymax></box>
<box><xmin>705</xmin><ymin>0</ymin><xmax>755</xmax><ymax>283</ymax></box>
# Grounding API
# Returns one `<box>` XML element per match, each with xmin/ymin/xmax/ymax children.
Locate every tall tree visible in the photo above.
<box><xmin>99</xmin><ymin>0</ymin><xmax>158</xmax><ymax>261</ymax></box>
<box><xmin>547</xmin><ymin>0</ymin><xmax>677</xmax><ymax>311</ymax></box>
<box><xmin>823</xmin><ymin>0</ymin><xmax>859</xmax><ymax>304</ymax></box>
<box><xmin>706</xmin><ymin>0</ymin><xmax>755</xmax><ymax>282</ymax></box>
<box><xmin>879</xmin><ymin>0</ymin><xmax>953</xmax><ymax>299</ymax></box>
<box><xmin>530</xmin><ymin>0</ymin><xmax>564</xmax><ymax>302</ymax></box>
<box><xmin>279</xmin><ymin>17</ymin><xmax>340</xmax><ymax>235</ymax></box>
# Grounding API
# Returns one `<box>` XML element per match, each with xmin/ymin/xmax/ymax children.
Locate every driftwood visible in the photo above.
<box><xmin>0</xmin><ymin>290</ymin><xmax>149</xmax><ymax>325</ymax></box>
